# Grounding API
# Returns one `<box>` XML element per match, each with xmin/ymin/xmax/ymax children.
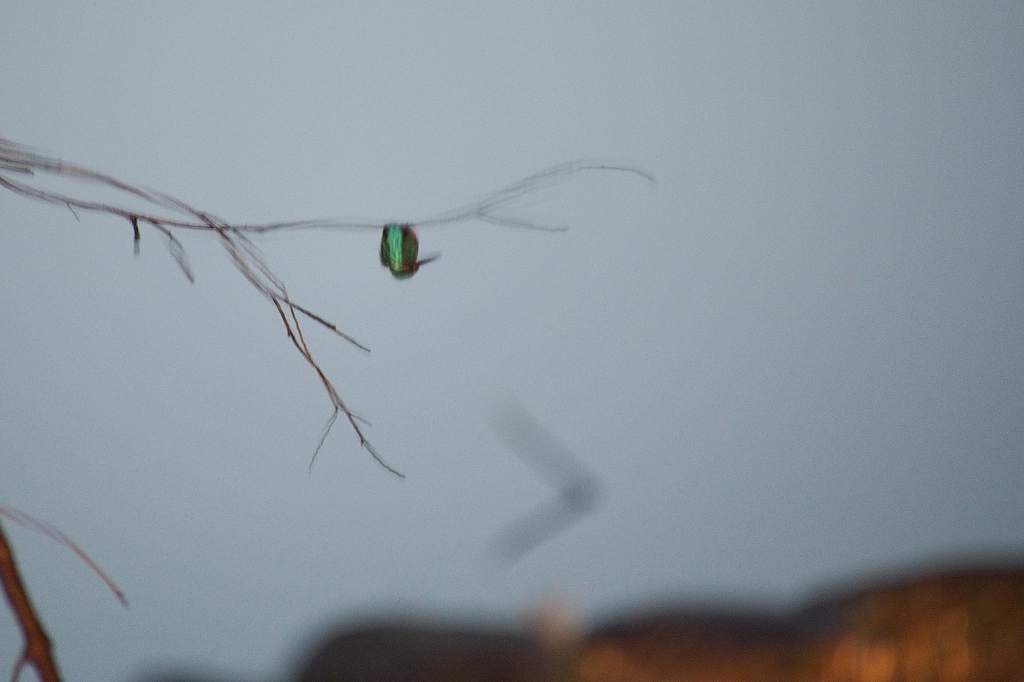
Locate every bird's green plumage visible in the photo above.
<box><xmin>380</xmin><ymin>223</ymin><xmax>419</xmax><ymax>278</ymax></box>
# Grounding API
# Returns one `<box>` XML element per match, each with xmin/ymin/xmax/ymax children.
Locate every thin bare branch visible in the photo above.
<box><xmin>2</xmin><ymin>137</ymin><xmax>651</xmax><ymax>478</ymax></box>
<box><xmin>270</xmin><ymin>297</ymin><xmax>402</xmax><ymax>477</ymax></box>
<box><xmin>152</xmin><ymin>222</ymin><xmax>195</xmax><ymax>283</ymax></box>
<box><xmin>1</xmin><ymin>137</ymin><xmax>381</xmax><ymax>471</ymax></box>
<box><xmin>0</xmin><ymin>506</ymin><xmax>127</xmax><ymax>607</ymax></box>
<box><xmin>416</xmin><ymin>160</ymin><xmax>655</xmax><ymax>230</ymax></box>
<box><xmin>0</xmin><ymin>504</ymin><xmax>130</xmax><ymax>681</ymax></box>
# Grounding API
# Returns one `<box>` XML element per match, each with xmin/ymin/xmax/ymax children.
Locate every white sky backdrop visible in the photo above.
<box><xmin>2</xmin><ymin>2</ymin><xmax>1022</xmax><ymax>680</ymax></box>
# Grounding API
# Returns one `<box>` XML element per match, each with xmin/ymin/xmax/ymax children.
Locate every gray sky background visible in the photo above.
<box><xmin>2</xmin><ymin>2</ymin><xmax>1022</xmax><ymax>680</ymax></box>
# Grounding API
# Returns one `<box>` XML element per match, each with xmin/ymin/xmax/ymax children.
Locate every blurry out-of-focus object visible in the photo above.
<box><xmin>293</xmin><ymin>619</ymin><xmax>570</xmax><ymax>682</ymax></box>
<box><xmin>136</xmin><ymin>559</ymin><xmax>1024</xmax><ymax>681</ymax></box>
<box><xmin>581</xmin><ymin>560</ymin><xmax>1024</xmax><ymax>682</ymax></box>
<box><xmin>293</xmin><ymin>560</ymin><xmax>1023</xmax><ymax>682</ymax></box>
<box><xmin>489</xmin><ymin>395</ymin><xmax>600</xmax><ymax>564</ymax></box>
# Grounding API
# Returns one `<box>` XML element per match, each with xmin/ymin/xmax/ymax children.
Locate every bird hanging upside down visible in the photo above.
<box><xmin>379</xmin><ymin>223</ymin><xmax>440</xmax><ymax>279</ymax></box>
<box><xmin>373</xmin><ymin>162</ymin><xmax>655</xmax><ymax>280</ymax></box>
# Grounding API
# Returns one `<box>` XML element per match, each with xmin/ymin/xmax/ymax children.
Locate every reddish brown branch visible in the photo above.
<box><xmin>0</xmin><ymin>521</ymin><xmax>60</xmax><ymax>682</ymax></box>
<box><xmin>0</xmin><ymin>503</ymin><xmax>128</xmax><ymax>675</ymax></box>
<box><xmin>0</xmin><ymin>506</ymin><xmax>128</xmax><ymax>681</ymax></box>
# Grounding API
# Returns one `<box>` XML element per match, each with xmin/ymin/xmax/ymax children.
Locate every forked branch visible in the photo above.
<box><xmin>0</xmin><ymin>137</ymin><xmax>393</xmax><ymax>475</ymax></box>
<box><xmin>0</xmin><ymin>506</ymin><xmax>127</xmax><ymax>682</ymax></box>
<box><xmin>2</xmin><ymin>136</ymin><xmax>652</xmax><ymax>477</ymax></box>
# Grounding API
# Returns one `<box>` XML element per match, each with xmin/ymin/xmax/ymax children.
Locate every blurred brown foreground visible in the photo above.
<box><xmin>141</xmin><ymin>558</ymin><xmax>1024</xmax><ymax>682</ymax></box>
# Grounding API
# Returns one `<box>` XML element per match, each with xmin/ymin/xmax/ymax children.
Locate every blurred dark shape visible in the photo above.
<box><xmin>133</xmin><ymin>670</ymin><xmax>252</xmax><ymax>682</ymax></box>
<box><xmin>133</xmin><ymin>558</ymin><xmax>1024</xmax><ymax>681</ymax></box>
<box><xmin>489</xmin><ymin>396</ymin><xmax>600</xmax><ymax>564</ymax></box>
<box><xmin>293</xmin><ymin>619</ymin><xmax>566</xmax><ymax>682</ymax></box>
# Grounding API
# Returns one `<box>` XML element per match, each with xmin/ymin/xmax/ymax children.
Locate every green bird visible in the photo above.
<box><xmin>269</xmin><ymin>162</ymin><xmax>652</xmax><ymax>282</ymax></box>
<box><xmin>379</xmin><ymin>223</ymin><xmax>440</xmax><ymax>279</ymax></box>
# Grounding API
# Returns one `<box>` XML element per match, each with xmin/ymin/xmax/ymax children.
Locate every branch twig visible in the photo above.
<box><xmin>0</xmin><ymin>521</ymin><xmax>60</xmax><ymax>682</ymax></box>
<box><xmin>0</xmin><ymin>136</ymin><xmax>387</xmax><ymax>474</ymax></box>
<box><xmin>0</xmin><ymin>505</ymin><xmax>128</xmax><ymax>682</ymax></box>
<box><xmin>1</xmin><ymin>136</ymin><xmax>653</xmax><ymax>476</ymax></box>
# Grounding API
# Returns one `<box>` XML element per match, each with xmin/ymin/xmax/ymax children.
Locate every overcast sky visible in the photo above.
<box><xmin>2</xmin><ymin>2</ymin><xmax>1022</xmax><ymax>680</ymax></box>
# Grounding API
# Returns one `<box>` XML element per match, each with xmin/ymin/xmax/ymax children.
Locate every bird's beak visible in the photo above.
<box><xmin>414</xmin><ymin>253</ymin><xmax>442</xmax><ymax>271</ymax></box>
